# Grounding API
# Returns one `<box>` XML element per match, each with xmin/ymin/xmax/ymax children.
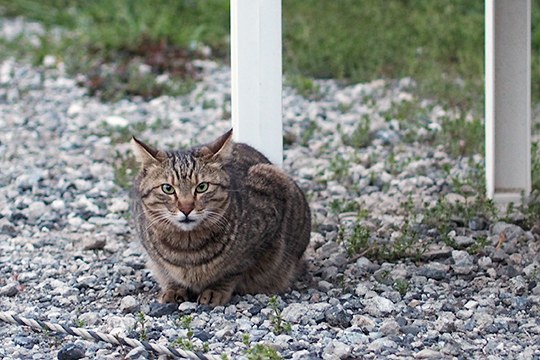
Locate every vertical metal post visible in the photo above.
<box><xmin>231</xmin><ymin>0</ymin><xmax>283</xmax><ymax>165</ymax></box>
<box><xmin>485</xmin><ymin>0</ymin><xmax>531</xmax><ymax>203</ymax></box>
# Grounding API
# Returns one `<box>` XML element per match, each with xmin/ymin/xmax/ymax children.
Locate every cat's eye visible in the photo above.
<box><xmin>195</xmin><ymin>182</ymin><xmax>209</xmax><ymax>193</ymax></box>
<box><xmin>161</xmin><ymin>184</ymin><xmax>175</xmax><ymax>194</ymax></box>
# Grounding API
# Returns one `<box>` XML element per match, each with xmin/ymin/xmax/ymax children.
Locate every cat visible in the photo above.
<box><xmin>130</xmin><ymin>129</ymin><xmax>311</xmax><ymax>306</ymax></box>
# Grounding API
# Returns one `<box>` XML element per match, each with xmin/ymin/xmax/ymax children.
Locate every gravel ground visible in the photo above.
<box><xmin>1</xmin><ymin>21</ymin><xmax>540</xmax><ymax>360</ymax></box>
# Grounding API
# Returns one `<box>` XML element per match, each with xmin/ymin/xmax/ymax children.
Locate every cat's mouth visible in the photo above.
<box><xmin>179</xmin><ymin>218</ymin><xmax>196</xmax><ymax>224</ymax></box>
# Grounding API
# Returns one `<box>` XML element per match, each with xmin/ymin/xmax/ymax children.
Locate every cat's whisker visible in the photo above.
<box><xmin>144</xmin><ymin>212</ymin><xmax>173</xmax><ymax>233</ymax></box>
<box><xmin>204</xmin><ymin>211</ymin><xmax>230</xmax><ymax>232</ymax></box>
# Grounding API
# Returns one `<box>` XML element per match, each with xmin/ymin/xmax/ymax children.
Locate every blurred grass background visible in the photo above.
<box><xmin>1</xmin><ymin>0</ymin><xmax>538</xmax><ymax>112</ymax></box>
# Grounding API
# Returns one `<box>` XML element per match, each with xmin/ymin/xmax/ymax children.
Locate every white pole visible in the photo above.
<box><xmin>485</xmin><ymin>0</ymin><xmax>531</xmax><ymax>203</ymax></box>
<box><xmin>231</xmin><ymin>0</ymin><xmax>283</xmax><ymax>166</ymax></box>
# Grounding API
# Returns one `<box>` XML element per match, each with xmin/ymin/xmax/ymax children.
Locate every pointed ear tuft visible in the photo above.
<box><xmin>131</xmin><ymin>137</ymin><xmax>164</xmax><ymax>166</ymax></box>
<box><xmin>199</xmin><ymin>129</ymin><xmax>233</xmax><ymax>160</ymax></box>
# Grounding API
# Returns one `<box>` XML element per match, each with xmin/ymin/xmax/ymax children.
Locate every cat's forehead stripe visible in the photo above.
<box><xmin>171</xmin><ymin>152</ymin><xmax>197</xmax><ymax>180</ymax></box>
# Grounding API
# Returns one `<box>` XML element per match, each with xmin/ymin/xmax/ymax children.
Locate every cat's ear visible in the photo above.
<box><xmin>131</xmin><ymin>137</ymin><xmax>165</xmax><ymax>166</ymax></box>
<box><xmin>199</xmin><ymin>129</ymin><xmax>233</xmax><ymax>160</ymax></box>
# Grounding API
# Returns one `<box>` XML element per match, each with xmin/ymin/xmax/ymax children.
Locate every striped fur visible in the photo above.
<box><xmin>130</xmin><ymin>130</ymin><xmax>311</xmax><ymax>306</ymax></box>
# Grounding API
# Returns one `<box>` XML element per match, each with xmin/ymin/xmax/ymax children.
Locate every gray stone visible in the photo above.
<box><xmin>452</xmin><ymin>250</ymin><xmax>475</xmax><ymax>274</ymax></box>
<box><xmin>417</xmin><ymin>262</ymin><xmax>449</xmax><ymax>280</ymax></box>
<box><xmin>147</xmin><ymin>302</ymin><xmax>177</xmax><ymax>317</ymax></box>
<box><xmin>367</xmin><ymin>337</ymin><xmax>398</xmax><ymax>352</ymax></box>
<box><xmin>355</xmin><ymin>257</ymin><xmax>380</xmax><ymax>272</ymax></box>
<box><xmin>282</xmin><ymin>303</ymin><xmax>308</xmax><ymax>324</ymax></box>
<box><xmin>478</xmin><ymin>256</ymin><xmax>492</xmax><ymax>269</ymax></box>
<box><xmin>125</xmin><ymin>346</ymin><xmax>149</xmax><ymax>360</ymax></box>
<box><xmin>380</xmin><ymin>319</ymin><xmax>400</xmax><ymax>336</ymax></box>
<box><xmin>523</xmin><ymin>263</ymin><xmax>539</xmax><ymax>277</ymax></box>
<box><xmin>80</xmin><ymin>237</ymin><xmax>106</xmax><ymax>250</ymax></box>
<box><xmin>13</xmin><ymin>335</ymin><xmax>37</xmax><ymax>348</ymax></box>
<box><xmin>363</xmin><ymin>296</ymin><xmax>395</xmax><ymax>317</ymax></box>
<box><xmin>324</xmin><ymin>306</ymin><xmax>352</xmax><ymax>328</ymax></box>
<box><xmin>452</xmin><ymin>250</ymin><xmax>473</xmax><ymax>266</ymax></box>
<box><xmin>414</xmin><ymin>349</ymin><xmax>443</xmax><ymax>359</ymax></box>
<box><xmin>491</xmin><ymin>222</ymin><xmax>526</xmax><ymax>241</ymax></box>
<box><xmin>57</xmin><ymin>343</ymin><xmax>85</xmax><ymax>360</ymax></box>
<box><xmin>317</xmin><ymin>280</ymin><xmax>333</xmax><ymax>292</ymax></box>
<box><xmin>351</xmin><ymin>315</ymin><xmax>376</xmax><ymax>333</ymax></box>
<box><xmin>22</xmin><ymin>201</ymin><xmax>47</xmax><ymax>221</ymax></box>
<box><xmin>322</xmin><ymin>340</ymin><xmax>352</xmax><ymax>360</ymax></box>
<box><xmin>454</xmin><ymin>235</ymin><xmax>475</xmax><ymax>248</ymax></box>
<box><xmin>120</xmin><ymin>295</ymin><xmax>140</xmax><ymax>313</ymax></box>
<box><xmin>0</xmin><ymin>283</ymin><xmax>19</xmax><ymax>297</ymax></box>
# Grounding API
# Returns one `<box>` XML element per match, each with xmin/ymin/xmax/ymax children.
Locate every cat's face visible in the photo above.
<box><xmin>140</xmin><ymin>156</ymin><xmax>230</xmax><ymax>232</ymax></box>
<box><xmin>132</xmin><ymin>131</ymin><xmax>233</xmax><ymax>232</ymax></box>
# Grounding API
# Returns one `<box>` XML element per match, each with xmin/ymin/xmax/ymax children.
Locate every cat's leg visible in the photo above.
<box><xmin>197</xmin><ymin>277</ymin><xmax>239</xmax><ymax>306</ymax></box>
<box><xmin>147</xmin><ymin>259</ymin><xmax>190</xmax><ymax>303</ymax></box>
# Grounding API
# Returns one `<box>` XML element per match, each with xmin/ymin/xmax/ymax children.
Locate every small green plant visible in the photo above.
<box><xmin>246</xmin><ymin>344</ymin><xmax>282</xmax><ymax>360</ymax></box>
<box><xmin>268</xmin><ymin>296</ymin><xmax>292</xmax><ymax>335</ymax></box>
<box><xmin>74</xmin><ymin>318</ymin><xmax>86</xmax><ymax>328</ymax></box>
<box><xmin>300</xmin><ymin>120</ymin><xmax>318</xmax><ymax>146</ymax></box>
<box><xmin>341</xmin><ymin>115</ymin><xmax>371</xmax><ymax>148</ymax></box>
<box><xmin>150</xmin><ymin>117</ymin><xmax>172</xmax><ymax>131</ymax></box>
<box><xmin>435</xmin><ymin>116</ymin><xmax>484</xmax><ymax>157</ymax></box>
<box><xmin>202</xmin><ymin>98</ymin><xmax>218</xmax><ymax>109</ymax></box>
<box><xmin>242</xmin><ymin>333</ymin><xmax>251</xmax><ymax>346</ymax></box>
<box><xmin>173</xmin><ymin>337</ymin><xmax>194</xmax><ymax>350</ymax></box>
<box><xmin>329</xmin><ymin>154</ymin><xmax>351</xmax><ymax>182</ymax></box>
<box><xmin>329</xmin><ymin>199</ymin><xmax>360</xmax><ymax>214</ymax></box>
<box><xmin>113</xmin><ymin>152</ymin><xmax>139</xmax><ymax>190</ymax></box>
<box><xmin>337</xmin><ymin>102</ymin><xmax>353</xmax><ymax>113</ymax></box>
<box><xmin>467</xmin><ymin>236</ymin><xmax>488</xmax><ymax>255</ymax></box>
<box><xmin>337</xmin><ymin>273</ymin><xmax>346</xmax><ymax>290</ymax></box>
<box><xmin>393</xmin><ymin>278</ymin><xmax>409</xmax><ymax>297</ymax></box>
<box><xmin>344</xmin><ymin>222</ymin><xmax>371</xmax><ymax>256</ymax></box>
<box><xmin>179</xmin><ymin>315</ymin><xmax>194</xmax><ymax>339</ymax></box>
<box><xmin>135</xmin><ymin>311</ymin><xmax>148</xmax><ymax>341</ymax></box>
<box><xmin>173</xmin><ymin>315</ymin><xmax>196</xmax><ymax>350</ymax></box>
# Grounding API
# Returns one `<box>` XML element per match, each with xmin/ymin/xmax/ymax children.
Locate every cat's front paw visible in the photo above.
<box><xmin>160</xmin><ymin>287</ymin><xmax>189</xmax><ymax>303</ymax></box>
<box><xmin>197</xmin><ymin>288</ymin><xmax>233</xmax><ymax>307</ymax></box>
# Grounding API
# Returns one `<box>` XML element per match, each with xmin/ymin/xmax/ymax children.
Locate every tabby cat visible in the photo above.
<box><xmin>130</xmin><ymin>129</ymin><xmax>311</xmax><ymax>306</ymax></box>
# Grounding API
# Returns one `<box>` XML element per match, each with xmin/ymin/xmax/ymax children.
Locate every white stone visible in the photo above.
<box><xmin>23</xmin><ymin>201</ymin><xmax>47</xmax><ymax>220</ymax></box>
<box><xmin>42</xmin><ymin>54</ymin><xmax>56</xmax><ymax>67</ymax></box>
<box><xmin>104</xmin><ymin>115</ymin><xmax>129</xmax><ymax>128</ymax></box>
<box><xmin>109</xmin><ymin>198</ymin><xmax>129</xmax><ymax>213</ymax></box>
<box><xmin>414</xmin><ymin>349</ymin><xmax>443</xmax><ymax>359</ymax></box>
<box><xmin>178</xmin><ymin>302</ymin><xmax>198</xmax><ymax>312</ymax></box>
<box><xmin>50</xmin><ymin>199</ymin><xmax>65</xmax><ymax>210</ymax></box>
<box><xmin>363</xmin><ymin>296</ymin><xmax>395</xmax><ymax>316</ymax></box>
<box><xmin>67</xmin><ymin>102</ymin><xmax>84</xmax><ymax>117</ymax></box>
<box><xmin>367</xmin><ymin>337</ymin><xmax>397</xmax><ymax>352</ymax></box>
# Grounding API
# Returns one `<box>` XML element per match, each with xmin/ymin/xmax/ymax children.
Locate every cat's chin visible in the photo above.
<box><xmin>176</xmin><ymin>220</ymin><xmax>200</xmax><ymax>232</ymax></box>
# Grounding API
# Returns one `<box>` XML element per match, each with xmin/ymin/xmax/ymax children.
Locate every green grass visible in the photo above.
<box><xmin>284</xmin><ymin>0</ymin><xmax>486</xmax><ymax>113</ymax></box>
<box><xmin>2</xmin><ymin>0</ymin><xmax>539</xmax><ymax>111</ymax></box>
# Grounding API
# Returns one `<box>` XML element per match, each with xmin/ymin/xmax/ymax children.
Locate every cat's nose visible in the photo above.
<box><xmin>178</xmin><ymin>202</ymin><xmax>195</xmax><ymax>216</ymax></box>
